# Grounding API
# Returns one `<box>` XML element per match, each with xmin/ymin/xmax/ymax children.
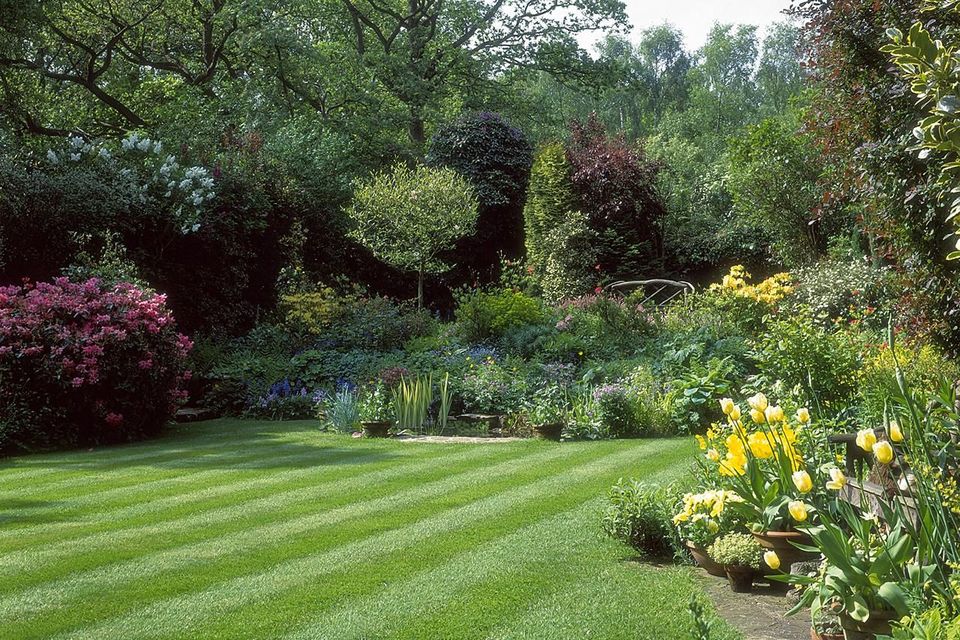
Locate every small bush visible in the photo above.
<box><xmin>0</xmin><ymin>278</ymin><xmax>191</xmax><ymax>452</ymax></box>
<box><xmin>601</xmin><ymin>479</ymin><xmax>684</xmax><ymax>558</ymax></box>
<box><xmin>455</xmin><ymin>289</ymin><xmax>547</xmax><ymax>343</ymax></box>
<box><xmin>707</xmin><ymin>533</ymin><xmax>763</xmax><ymax>569</ymax></box>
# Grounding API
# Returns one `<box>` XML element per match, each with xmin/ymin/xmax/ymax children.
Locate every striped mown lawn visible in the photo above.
<box><xmin>0</xmin><ymin>419</ymin><xmax>741</xmax><ymax>640</ymax></box>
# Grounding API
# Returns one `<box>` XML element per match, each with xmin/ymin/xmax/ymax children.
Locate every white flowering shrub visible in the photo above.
<box><xmin>45</xmin><ymin>133</ymin><xmax>215</xmax><ymax>233</ymax></box>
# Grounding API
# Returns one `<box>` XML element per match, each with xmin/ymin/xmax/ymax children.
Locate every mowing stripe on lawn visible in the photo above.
<box><xmin>0</xmin><ymin>441</ymin><xmax>517</xmax><ymax>581</ymax></box>
<box><xmin>0</xmin><ymin>440</ymin><xmax>435</xmax><ymax>543</ymax></box>
<box><xmin>0</xmin><ymin>422</ymin><xmax>309</xmax><ymax>481</ymax></box>
<box><xmin>45</xmin><ymin>443</ymin><xmax>661</xmax><ymax>640</ymax></box>
<box><xmin>281</xmin><ymin>462</ymin><xmax>684</xmax><ymax>640</ymax></box>
<box><xmin>0</xmin><ymin>442</ymin><xmax>390</xmax><ymax>521</ymax></box>
<box><xmin>0</xmin><ymin>443</ymin><xmax>586</xmax><ymax>622</ymax></box>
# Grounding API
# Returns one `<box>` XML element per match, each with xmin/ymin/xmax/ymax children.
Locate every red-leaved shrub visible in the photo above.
<box><xmin>0</xmin><ymin>278</ymin><xmax>192</xmax><ymax>452</ymax></box>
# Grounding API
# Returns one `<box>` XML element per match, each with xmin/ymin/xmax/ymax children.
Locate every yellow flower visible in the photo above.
<box><xmin>826</xmin><ymin>468</ymin><xmax>847</xmax><ymax>491</ymax></box>
<box><xmin>889</xmin><ymin>421</ymin><xmax>904</xmax><ymax>443</ymax></box>
<box><xmin>728</xmin><ymin>406</ymin><xmax>741</xmax><ymax>421</ymax></box>
<box><xmin>788</xmin><ymin>500</ymin><xmax>809</xmax><ymax>522</ymax></box>
<box><xmin>874</xmin><ymin>441</ymin><xmax>894</xmax><ymax>465</ymax></box>
<box><xmin>748</xmin><ymin>393</ymin><xmax>769</xmax><ymax>412</ymax></box>
<box><xmin>720</xmin><ymin>453</ymin><xmax>747</xmax><ymax>476</ymax></box>
<box><xmin>706</xmin><ymin>448</ymin><xmax>721</xmax><ymax>462</ymax></box>
<box><xmin>748</xmin><ymin>432</ymin><xmax>774</xmax><ymax>459</ymax></box>
<box><xmin>796</xmin><ymin>408</ymin><xmax>810</xmax><ymax>424</ymax></box>
<box><xmin>706</xmin><ymin>519</ymin><xmax>719</xmax><ymax>534</ymax></box>
<box><xmin>764</xmin><ymin>405</ymin><xmax>785</xmax><ymax>423</ymax></box>
<box><xmin>750</xmin><ymin>409</ymin><xmax>766</xmax><ymax>424</ymax></box>
<box><xmin>695</xmin><ymin>435</ymin><xmax>707</xmax><ymax>450</ymax></box>
<box><xmin>856</xmin><ymin>429</ymin><xmax>877</xmax><ymax>453</ymax></box>
<box><xmin>719</xmin><ymin>398</ymin><xmax>735</xmax><ymax>416</ymax></box>
<box><xmin>792</xmin><ymin>470</ymin><xmax>813</xmax><ymax>493</ymax></box>
<box><xmin>763</xmin><ymin>551</ymin><xmax>781</xmax><ymax>570</ymax></box>
<box><xmin>725</xmin><ymin>433</ymin><xmax>745</xmax><ymax>456</ymax></box>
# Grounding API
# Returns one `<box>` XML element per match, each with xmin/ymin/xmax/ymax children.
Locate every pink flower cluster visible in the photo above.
<box><xmin>0</xmin><ymin>278</ymin><xmax>192</xmax><ymax>434</ymax></box>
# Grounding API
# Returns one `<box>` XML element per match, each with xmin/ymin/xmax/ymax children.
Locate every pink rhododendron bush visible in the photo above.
<box><xmin>0</xmin><ymin>278</ymin><xmax>192</xmax><ymax>452</ymax></box>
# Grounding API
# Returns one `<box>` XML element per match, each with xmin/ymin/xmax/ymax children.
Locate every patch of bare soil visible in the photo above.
<box><xmin>699</xmin><ymin>573</ymin><xmax>809</xmax><ymax>640</ymax></box>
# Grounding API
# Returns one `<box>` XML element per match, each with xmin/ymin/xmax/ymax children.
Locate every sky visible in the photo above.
<box><xmin>581</xmin><ymin>0</ymin><xmax>794</xmax><ymax>52</ymax></box>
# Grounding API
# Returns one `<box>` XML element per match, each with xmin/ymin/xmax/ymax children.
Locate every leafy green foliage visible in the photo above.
<box><xmin>600</xmin><ymin>480</ymin><xmax>685</xmax><ymax>558</ymax></box>
<box><xmin>346</xmin><ymin>163</ymin><xmax>479</xmax><ymax>307</ymax></box>
<box><xmin>454</xmin><ymin>289</ymin><xmax>548</xmax><ymax>343</ymax></box>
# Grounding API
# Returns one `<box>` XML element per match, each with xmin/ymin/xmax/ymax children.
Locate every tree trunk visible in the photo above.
<box><xmin>409</xmin><ymin>106</ymin><xmax>426</xmax><ymax>153</ymax></box>
<box><xmin>417</xmin><ymin>264</ymin><xmax>424</xmax><ymax>309</ymax></box>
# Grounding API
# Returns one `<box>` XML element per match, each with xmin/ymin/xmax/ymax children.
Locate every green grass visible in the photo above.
<box><xmin>0</xmin><ymin>419</ymin><xmax>741</xmax><ymax>640</ymax></box>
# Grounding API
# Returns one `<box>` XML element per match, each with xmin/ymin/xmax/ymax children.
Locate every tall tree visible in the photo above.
<box><xmin>690</xmin><ymin>24</ymin><xmax>759</xmax><ymax>140</ymax></box>
<box><xmin>756</xmin><ymin>22</ymin><xmax>804</xmax><ymax>116</ymax></box>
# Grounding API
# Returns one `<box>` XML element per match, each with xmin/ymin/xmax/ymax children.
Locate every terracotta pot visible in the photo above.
<box><xmin>752</xmin><ymin>530</ymin><xmax>819</xmax><ymax>570</ymax></box>
<box><xmin>838</xmin><ymin>611</ymin><xmax>896</xmax><ymax>640</ymax></box>
<box><xmin>810</xmin><ymin>628</ymin><xmax>844</xmax><ymax>640</ymax></box>
<box><xmin>724</xmin><ymin>565</ymin><xmax>755</xmax><ymax>593</ymax></box>
<box><xmin>532</xmin><ymin>422</ymin><xmax>563</xmax><ymax>441</ymax></box>
<box><xmin>685</xmin><ymin>540</ymin><xmax>725</xmax><ymax>577</ymax></box>
<box><xmin>361</xmin><ymin>420</ymin><xmax>392</xmax><ymax>438</ymax></box>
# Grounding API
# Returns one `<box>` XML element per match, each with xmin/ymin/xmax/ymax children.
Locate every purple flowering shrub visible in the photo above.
<box><xmin>0</xmin><ymin>278</ymin><xmax>192</xmax><ymax>451</ymax></box>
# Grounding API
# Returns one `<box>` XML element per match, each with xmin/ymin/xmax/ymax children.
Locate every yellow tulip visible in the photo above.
<box><xmin>763</xmin><ymin>551</ymin><xmax>781</xmax><ymax>570</ymax></box>
<box><xmin>796</xmin><ymin>408</ymin><xmax>810</xmax><ymax>424</ymax></box>
<box><xmin>856</xmin><ymin>429</ymin><xmax>877</xmax><ymax>453</ymax></box>
<box><xmin>889</xmin><ymin>421</ymin><xmax>904</xmax><ymax>443</ymax></box>
<box><xmin>792</xmin><ymin>470</ymin><xmax>813</xmax><ymax>493</ymax></box>
<box><xmin>748</xmin><ymin>432</ymin><xmax>774</xmax><ymax>459</ymax></box>
<box><xmin>788</xmin><ymin>500</ymin><xmax>809</xmax><ymax>522</ymax></box>
<box><xmin>874</xmin><ymin>441</ymin><xmax>894</xmax><ymax>465</ymax></box>
<box><xmin>728</xmin><ymin>406</ymin><xmax>742</xmax><ymax>421</ymax></box>
<box><xmin>748</xmin><ymin>392</ymin><xmax>768</xmax><ymax>412</ymax></box>
<box><xmin>719</xmin><ymin>398</ymin><xmax>735</xmax><ymax>416</ymax></box>
<box><xmin>695</xmin><ymin>435</ymin><xmax>707</xmax><ymax>450</ymax></box>
<box><xmin>706</xmin><ymin>448</ymin><xmax>721</xmax><ymax>462</ymax></box>
<box><xmin>764</xmin><ymin>405</ymin><xmax>785</xmax><ymax>423</ymax></box>
<box><xmin>825</xmin><ymin>468</ymin><xmax>847</xmax><ymax>491</ymax></box>
<box><xmin>719</xmin><ymin>453</ymin><xmax>747</xmax><ymax>477</ymax></box>
<box><xmin>750</xmin><ymin>409</ymin><xmax>766</xmax><ymax>424</ymax></box>
<box><xmin>706</xmin><ymin>519</ymin><xmax>720</xmax><ymax>534</ymax></box>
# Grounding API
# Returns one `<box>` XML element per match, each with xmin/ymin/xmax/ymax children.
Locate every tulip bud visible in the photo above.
<box><xmin>764</xmin><ymin>405</ymin><xmax>785</xmax><ymax>423</ymax></box>
<box><xmin>719</xmin><ymin>398</ymin><xmax>735</xmax><ymax>416</ymax></box>
<box><xmin>728</xmin><ymin>406</ymin><xmax>741</xmax><ymax>421</ymax></box>
<box><xmin>855</xmin><ymin>429</ymin><xmax>877</xmax><ymax>453</ymax></box>
<box><xmin>788</xmin><ymin>500</ymin><xmax>809</xmax><ymax>522</ymax></box>
<box><xmin>888</xmin><ymin>421</ymin><xmax>904</xmax><ymax>443</ymax></box>
<box><xmin>874</xmin><ymin>441</ymin><xmax>894</xmax><ymax>465</ymax></box>
<box><xmin>796</xmin><ymin>408</ymin><xmax>810</xmax><ymax>424</ymax></box>
<box><xmin>763</xmin><ymin>551</ymin><xmax>781</xmax><ymax>570</ymax></box>
<box><xmin>748</xmin><ymin>393</ymin><xmax>768</xmax><ymax>412</ymax></box>
<box><xmin>792</xmin><ymin>470</ymin><xmax>813</xmax><ymax>494</ymax></box>
<box><xmin>750</xmin><ymin>409</ymin><xmax>766</xmax><ymax>424</ymax></box>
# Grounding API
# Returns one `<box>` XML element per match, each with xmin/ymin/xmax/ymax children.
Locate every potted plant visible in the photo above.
<box><xmin>524</xmin><ymin>387</ymin><xmax>567</xmax><ymax>441</ymax></box>
<box><xmin>698</xmin><ymin>395</ymin><xmax>821</xmax><ymax>570</ymax></box>
<box><xmin>708</xmin><ymin>532</ymin><xmax>763</xmax><ymax>593</ymax></box>
<box><xmin>773</xmin><ymin>502</ymin><xmax>925</xmax><ymax>640</ymax></box>
<box><xmin>673</xmin><ymin>489</ymin><xmax>746</xmax><ymax>577</ymax></box>
<box><xmin>811</xmin><ymin>610</ymin><xmax>844</xmax><ymax>640</ymax></box>
<box><xmin>358</xmin><ymin>383</ymin><xmax>394</xmax><ymax>437</ymax></box>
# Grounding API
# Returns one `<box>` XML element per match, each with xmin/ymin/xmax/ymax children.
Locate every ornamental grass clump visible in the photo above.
<box><xmin>0</xmin><ymin>277</ymin><xmax>192</xmax><ymax>452</ymax></box>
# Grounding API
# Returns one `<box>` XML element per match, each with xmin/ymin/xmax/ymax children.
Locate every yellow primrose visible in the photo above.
<box><xmin>874</xmin><ymin>441</ymin><xmax>895</xmax><ymax>465</ymax></box>
<box><xmin>796</xmin><ymin>408</ymin><xmax>810</xmax><ymax>424</ymax></box>
<box><xmin>889</xmin><ymin>421</ymin><xmax>904</xmax><ymax>443</ymax></box>
<box><xmin>792</xmin><ymin>470</ymin><xmax>813</xmax><ymax>494</ymax></box>
<box><xmin>764</xmin><ymin>405</ymin><xmax>785</xmax><ymax>423</ymax></box>
<box><xmin>826</xmin><ymin>468</ymin><xmax>847</xmax><ymax>491</ymax></box>
<box><xmin>788</xmin><ymin>500</ymin><xmax>809</xmax><ymax>522</ymax></box>
<box><xmin>748</xmin><ymin>393</ymin><xmax>768</xmax><ymax>412</ymax></box>
<box><xmin>763</xmin><ymin>551</ymin><xmax>780</xmax><ymax>570</ymax></box>
<box><xmin>747</xmin><ymin>432</ymin><xmax>774</xmax><ymax>459</ymax></box>
<box><xmin>719</xmin><ymin>398</ymin><xmax>735</xmax><ymax>416</ymax></box>
<box><xmin>856</xmin><ymin>429</ymin><xmax>877</xmax><ymax>453</ymax></box>
<box><xmin>750</xmin><ymin>409</ymin><xmax>766</xmax><ymax>424</ymax></box>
